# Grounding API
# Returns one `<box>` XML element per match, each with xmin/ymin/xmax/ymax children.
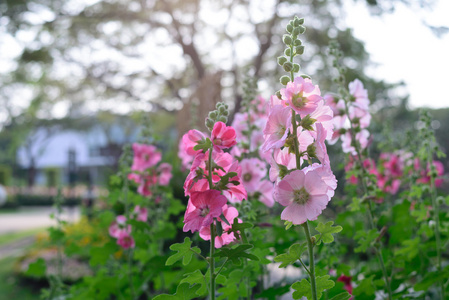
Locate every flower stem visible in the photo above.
<box><xmin>427</xmin><ymin>145</ymin><xmax>445</xmax><ymax>300</ymax></box>
<box><xmin>210</xmin><ymin>223</ymin><xmax>216</xmax><ymax>300</ymax></box>
<box><xmin>302</xmin><ymin>221</ymin><xmax>317</xmax><ymax>300</ymax></box>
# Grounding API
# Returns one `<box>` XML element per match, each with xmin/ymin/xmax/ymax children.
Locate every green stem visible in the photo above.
<box><xmin>210</xmin><ymin>223</ymin><xmax>216</xmax><ymax>300</ymax></box>
<box><xmin>302</xmin><ymin>222</ymin><xmax>317</xmax><ymax>300</ymax></box>
<box><xmin>427</xmin><ymin>146</ymin><xmax>445</xmax><ymax>300</ymax></box>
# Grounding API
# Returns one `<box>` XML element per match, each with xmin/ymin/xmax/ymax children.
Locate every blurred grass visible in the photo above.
<box><xmin>0</xmin><ymin>228</ymin><xmax>45</xmax><ymax>247</ymax></box>
<box><xmin>0</xmin><ymin>257</ymin><xmax>40</xmax><ymax>299</ymax></box>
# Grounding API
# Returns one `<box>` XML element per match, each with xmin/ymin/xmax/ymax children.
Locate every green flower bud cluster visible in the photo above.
<box><xmin>277</xmin><ymin>16</ymin><xmax>306</xmax><ymax>87</ymax></box>
<box><xmin>242</xmin><ymin>76</ymin><xmax>258</xmax><ymax>110</ymax></box>
<box><xmin>205</xmin><ymin>102</ymin><xmax>230</xmax><ymax>131</ymax></box>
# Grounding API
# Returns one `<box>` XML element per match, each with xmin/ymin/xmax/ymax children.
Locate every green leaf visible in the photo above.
<box><xmin>292</xmin><ymin>276</ymin><xmax>335</xmax><ymax>300</ymax></box>
<box><xmin>152</xmin><ymin>282</ymin><xmax>201</xmax><ymax>300</ymax></box>
<box><xmin>89</xmin><ymin>241</ymin><xmax>117</xmax><ymax>266</ymax></box>
<box><xmin>353</xmin><ymin>275</ymin><xmax>375</xmax><ymax>296</ymax></box>
<box><xmin>25</xmin><ymin>258</ymin><xmax>46</xmax><ymax>278</ymax></box>
<box><xmin>315</xmin><ymin>221</ymin><xmax>342</xmax><ymax>244</ymax></box>
<box><xmin>354</xmin><ymin>229</ymin><xmax>379</xmax><ymax>253</ymax></box>
<box><xmin>394</xmin><ymin>237</ymin><xmax>420</xmax><ymax>261</ymax></box>
<box><xmin>166</xmin><ymin>237</ymin><xmax>201</xmax><ymax>266</ymax></box>
<box><xmin>215</xmin><ymin>244</ymin><xmax>259</xmax><ymax>265</ymax></box>
<box><xmin>48</xmin><ymin>227</ymin><xmax>65</xmax><ymax>242</ymax></box>
<box><xmin>274</xmin><ymin>242</ymin><xmax>307</xmax><ymax>268</ymax></box>
<box><xmin>255</xmin><ymin>285</ymin><xmax>290</xmax><ymax>300</ymax></box>
<box><xmin>414</xmin><ymin>269</ymin><xmax>449</xmax><ymax>291</ymax></box>
<box><xmin>228</xmin><ymin>220</ymin><xmax>253</xmax><ymax>243</ymax></box>
<box><xmin>180</xmin><ymin>270</ymin><xmax>207</xmax><ymax>296</ymax></box>
<box><xmin>329</xmin><ymin>292</ymin><xmax>352</xmax><ymax>300</ymax></box>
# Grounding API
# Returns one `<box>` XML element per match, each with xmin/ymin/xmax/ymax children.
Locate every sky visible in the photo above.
<box><xmin>343</xmin><ymin>0</ymin><xmax>449</xmax><ymax>109</ymax></box>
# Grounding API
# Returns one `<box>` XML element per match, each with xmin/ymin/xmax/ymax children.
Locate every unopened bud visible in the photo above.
<box><xmin>275</xmin><ymin>90</ymin><xmax>282</xmax><ymax>99</ymax></box>
<box><xmin>218</xmin><ymin>116</ymin><xmax>227</xmax><ymax>123</ymax></box>
<box><xmin>298</xmin><ymin>25</ymin><xmax>306</xmax><ymax>34</ymax></box>
<box><xmin>292</xmin><ymin>27</ymin><xmax>300</xmax><ymax>36</ymax></box>
<box><xmin>209</xmin><ymin>111</ymin><xmax>217</xmax><ymax>119</ymax></box>
<box><xmin>206</xmin><ymin>119</ymin><xmax>214</xmax><ymax>130</ymax></box>
<box><xmin>298</xmin><ymin>18</ymin><xmax>305</xmax><ymax>25</ymax></box>
<box><xmin>277</xmin><ymin>56</ymin><xmax>287</xmax><ymax>66</ymax></box>
<box><xmin>283</xmin><ymin>34</ymin><xmax>292</xmax><ymax>45</ymax></box>
<box><xmin>294</xmin><ymin>39</ymin><xmax>302</xmax><ymax>46</ymax></box>
<box><xmin>293</xmin><ymin>63</ymin><xmax>300</xmax><ymax>73</ymax></box>
<box><xmin>296</xmin><ymin>45</ymin><xmax>305</xmax><ymax>55</ymax></box>
<box><xmin>293</xmin><ymin>18</ymin><xmax>300</xmax><ymax>27</ymax></box>
<box><xmin>286</xmin><ymin>24</ymin><xmax>293</xmax><ymax>33</ymax></box>
<box><xmin>280</xmin><ymin>75</ymin><xmax>291</xmax><ymax>85</ymax></box>
<box><xmin>284</xmin><ymin>48</ymin><xmax>291</xmax><ymax>56</ymax></box>
<box><xmin>283</xmin><ymin>62</ymin><xmax>293</xmax><ymax>72</ymax></box>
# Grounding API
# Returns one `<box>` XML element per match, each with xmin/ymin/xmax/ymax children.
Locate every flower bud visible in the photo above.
<box><xmin>296</xmin><ymin>46</ymin><xmax>305</xmax><ymax>55</ymax></box>
<box><xmin>293</xmin><ymin>63</ymin><xmax>300</xmax><ymax>73</ymax></box>
<box><xmin>222</xmin><ymin>110</ymin><xmax>229</xmax><ymax>116</ymax></box>
<box><xmin>293</xmin><ymin>18</ymin><xmax>300</xmax><ymax>27</ymax></box>
<box><xmin>275</xmin><ymin>90</ymin><xmax>282</xmax><ymax>99</ymax></box>
<box><xmin>298</xmin><ymin>18</ymin><xmax>305</xmax><ymax>25</ymax></box>
<box><xmin>218</xmin><ymin>116</ymin><xmax>227</xmax><ymax>123</ymax></box>
<box><xmin>283</xmin><ymin>34</ymin><xmax>292</xmax><ymax>45</ymax></box>
<box><xmin>206</xmin><ymin>119</ymin><xmax>215</xmax><ymax>130</ymax></box>
<box><xmin>219</xmin><ymin>106</ymin><xmax>226</xmax><ymax>113</ymax></box>
<box><xmin>277</xmin><ymin>56</ymin><xmax>287</xmax><ymax>66</ymax></box>
<box><xmin>280</xmin><ymin>75</ymin><xmax>290</xmax><ymax>85</ymax></box>
<box><xmin>298</xmin><ymin>25</ymin><xmax>306</xmax><ymax>34</ymax></box>
<box><xmin>292</xmin><ymin>27</ymin><xmax>300</xmax><ymax>36</ymax></box>
<box><xmin>294</xmin><ymin>39</ymin><xmax>302</xmax><ymax>46</ymax></box>
<box><xmin>283</xmin><ymin>62</ymin><xmax>293</xmax><ymax>72</ymax></box>
<box><xmin>286</xmin><ymin>24</ymin><xmax>293</xmax><ymax>33</ymax></box>
<box><xmin>209</xmin><ymin>111</ymin><xmax>217</xmax><ymax>119</ymax></box>
<box><xmin>284</xmin><ymin>48</ymin><xmax>291</xmax><ymax>56</ymax></box>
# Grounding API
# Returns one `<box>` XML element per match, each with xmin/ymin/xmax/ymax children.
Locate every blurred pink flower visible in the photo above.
<box><xmin>157</xmin><ymin>162</ymin><xmax>172</xmax><ymax>186</ymax></box>
<box><xmin>133</xmin><ymin>205</ymin><xmax>148</xmax><ymax>222</ymax></box>
<box><xmin>117</xmin><ymin>231</ymin><xmax>135</xmax><ymax>249</ymax></box>
<box><xmin>131</xmin><ymin>143</ymin><xmax>161</xmax><ymax>172</ymax></box>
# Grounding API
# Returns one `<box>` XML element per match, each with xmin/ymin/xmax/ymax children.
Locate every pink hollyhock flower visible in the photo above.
<box><xmin>231</xmin><ymin>112</ymin><xmax>248</xmax><ymax>141</ymax></box>
<box><xmin>131</xmin><ymin>143</ymin><xmax>162</xmax><ymax>172</ymax></box>
<box><xmin>257</xmin><ymin>180</ymin><xmax>275</xmax><ymax>207</ymax></box>
<box><xmin>348</xmin><ymin>79</ymin><xmax>369</xmax><ymax>111</ymax></box>
<box><xmin>199</xmin><ymin>205</ymin><xmax>239</xmax><ymax>248</ymax></box>
<box><xmin>240</xmin><ymin>158</ymin><xmax>267</xmax><ymax>193</ymax></box>
<box><xmin>221</xmin><ymin>161</ymin><xmax>248</xmax><ymax>203</ymax></box>
<box><xmin>337</xmin><ymin>275</ymin><xmax>353</xmax><ymax>299</ymax></box>
<box><xmin>341</xmin><ymin>129</ymin><xmax>370</xmax><ymax>155</ymax></box>
<box><xmin>178</xmin><ymin>130</ymin><xmax>206</xmax><ymax>170</ymax></box>
<box><xmin>261</xmin><ymin>105</ymin><xmax>292</xmax><ymax>152</ymax></box>
<box><xmin>157</xmin><ymin>162</ymin><xmax>172</xmax><ymax>186</ymax></box>
<box><xmin>280</xmin><ymin>77</ymin><xmax>322</xmax><ymax>117</ymax></box>
<box><xmin>109</xmin><ymin>215</ymin><xmax>130</xmax><ymax>239</ymax></box>
<box><xmin>211</xmin><ymin>121</ymin><xmax>237</xmax><ymax>151</ymax></box>
<box><xmin>269</xmin><ymin>147</ymin><xmax>297</xmax><ymax>182</ymax></box>
<box><xmin>309</xmin><ymin>100</ymin><xmax>334</xmax><ymax>141</ymax></box>
<box><xmin>270</xmin><ymin>94</ymin><xmax>284</xmax><ymax>108</ymax></box>
<box><xmin>274</xmin><ymin>167</ymin><xmax>334</xmax><ymax>225</ymax></box>
<box><xmin>418</xmin><ymin>160</ymin><xmax>445</xmax><ymax>187</ymax></box>
<box><xmin>133</xmin><ymin>205</ymin><xmax>148</xmax><ymax>222</ymax></box>
<box><xmin>117</xmin><ymin>231</ymin><xmax>135</xmax><ymax>249</ymax></box>
<box><xmin>137</xmin><ymin>174</ymin><xmax>158</xmax><ymax>197</ymax></box>
<box><xmin>183</xmin><ymin>190</ymin><xmax>227</xmax><ymax>233</ymax></box>
<box><xmin>128</xmin><ymin>173</ymin><xmax>142</xmax><ymax>184</ymax></box>
<box><xmin>314</xmin><ymin>123</ymin><xmax>330</xmax><ymax>165</ymax></box>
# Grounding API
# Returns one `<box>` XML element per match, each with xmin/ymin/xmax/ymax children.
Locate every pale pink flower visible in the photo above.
<box><xmin>131</xmin><ymin>143</ymin><xmax>162</xmax><ymax>172</ymax></box>
<box><xmin>315</xmin><ymin>123</ymin><xmax>330</xmax><ymax>165</ymax></box>
<box><xmin>341</xmin><ymin>129</ymin><xmax>370</xmax><ymax>155</ymax></box>
<box><xmin>261</xmin><ymin>105</ymin><xmax>291</xmax><ymax>152</ymax></box>
<box><xmin>199</xmin><ymin>205</ymin><xmax>239</xmax><ymax>248</ymax></box>
<box><xmin>280</xmin><ymin>77</ymin><xmax>322</xmax><ymax>117</ymax></box>
<box><xmin>183</xmin><ymin>190</ymin><xmax>227</xmax><ymax>233</ymax></box>
<box><xmin>270</xmin><ymin>94</ymin><xmax>284</xmax><ymax>108</ymax></box>
<box><xmin>269</xmin><ymin>148</ymin><xmax>297</xmax><ymax>182</ymax></box>
<box><xmin>348</xmin><ymin>79</ymin><xmax>369</xmax><ymax>111</ymax></box>
<box><xmin>257</xmin><ymin>180</ymin><xmax>275</xmax><ymax>207</ymax></box>
<box><xmin>128</xmin><ymin>173</ymin><xmax>142</xmax><ymax>184</ymax></box>
<box><xmin>117</xmin><ymin>231</ymin><xmax>135</xmax><ymax>249</ymax></box>
<box><xmin>240</xmin><ymin>158</ymin><xmax>267</xmax><ymax>193</ymax></box>
<box><xmin>157</xmin><ymin>162</ymin><xmax>172</xmax><ymax>186</ymax></box>
<box><xmin>133</xmin><ymin>205</ymin><xmax>148</xmax><ymax>222</ymax></box>
<box><xmin>274</xmin><ymin>167</ymin><xmax>333</xmax><ymax>225</ymax></box>
<box><xmin>211</xmin><ymin>121</ymin><xmax>237</xmax><ymax>151</ymax></box>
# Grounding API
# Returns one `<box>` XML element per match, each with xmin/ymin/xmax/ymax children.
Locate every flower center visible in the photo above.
<box><xmin>243</xmin><ymin>173</ymin><xmax>252</xmax><ymax>182</ymax></box>
<box><xmin>293</xmin><ymin>187</ymin><xmax>309</xmax><ymax>205</ymax></box>
<box><xmin>292</xmin><ymin>92</ymin><xmax>307</xmax><ymax>108</ymax></box>
<box><xmin>143</xmin><ymin>154</ymin><xmax>150</xmax><ymax>161</ymax></box>
<box><xmin>200</xmin><ymin>206</ymin><xmax>210</xmax><ymax>217</ymax></box>
<box><xmin>213</xmin><ymin>138</ymin><xmax>222</xmax><ymax>145</ymax></box>
<box><xmin>277</xmin><ymin>126</ymin><xmax>286</xmax><ymax>137</ymax></box>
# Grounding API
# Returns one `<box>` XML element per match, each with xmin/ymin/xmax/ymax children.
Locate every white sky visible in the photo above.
<box><xmin>343</xmin><ymin>0</ymin><xmax>449</xmax><ymax>109</ymax></box>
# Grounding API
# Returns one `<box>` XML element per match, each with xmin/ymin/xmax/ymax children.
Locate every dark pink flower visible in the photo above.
<box><xmin>199</xmin><ymin>205</ymin><xmax>240</xmax><ymax>248</ymax></box>
<box><xmin>337</xmin><ymin>275</ymin><xmax>353</xmax><ymax>299</ymax></box>
<box><xmin>211</xmin><ymin>122</ymin><xmax>237</xmax><ymax>151</ymax></box>
<box><xmin>133</xmin><ymin>205</ymin><xmax>148</xmax><ymax>222</ymax></box>
<box><xmin>183</xmin><ymin>190</ymin><xmax>227</xmax><ymax>233</ymax></box>
<box><xmin>117</xmin><ymin>231</ymin><xmax>135</xmax><ymax>249</ymax></box>
<box><xmin>109</xmin><ymin>215</ymin><xmax>130</xmax><ymax>239</ymax></box>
